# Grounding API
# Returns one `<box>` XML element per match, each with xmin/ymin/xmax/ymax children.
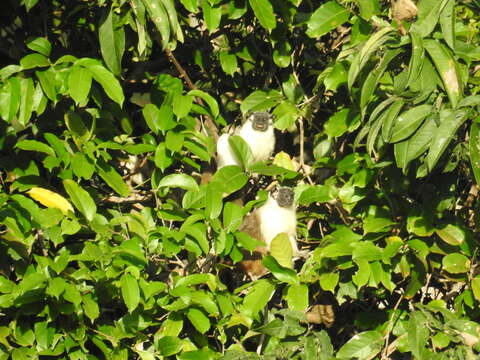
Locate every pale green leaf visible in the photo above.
<box><xmin>306</xmin><ymin>1</ymin><xmax>350</xmax><ymax>38</ymax></box>
<box><xmin>63</xmin><ymin>179</ymin><xmax>97</xmax><ymax>221</ymax></box>
<box><xmin>121</xmin><ymin>273</ymin><xmax>140</xmax><ymax>312</ymax></box>
<box><xmin>248</xmin><ymin>0</ymin><xmax>276</xmax><ymax>31</ymax></box>
<box><xmin>99</xmin><ymin>6</ymin><xmax>125</xmax><ymax>76</ymax></box>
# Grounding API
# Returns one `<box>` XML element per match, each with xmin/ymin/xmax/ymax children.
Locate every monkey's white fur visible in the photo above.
<box><xmin>216</xmin><ymin>133</ymin><xmax>239</xmax><ymax>168</ymax></box>
<box><xmin>237</xmin><ymin>119</ymin><xmax>275</xmax><ymax>163</ymax></box>
<box><xmin>257</xmin><ymin>194</ymin><xmax>298</xmax><ymax>255</ymax></box>
<box><xmin>216</xmin><ymin>118</ymin><xmax>275</xmax><ymax>168</ymax></box>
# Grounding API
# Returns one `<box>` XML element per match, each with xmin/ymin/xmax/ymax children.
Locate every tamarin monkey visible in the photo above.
<box><xmin>238</xmin><ymin>186</ymin><xmax>298</xmax><ymax>277</ymax></box>
<box><xmin>216</xmin><ymin>111</ymin><xmax>275</xmax><ymax>168</ymax></box>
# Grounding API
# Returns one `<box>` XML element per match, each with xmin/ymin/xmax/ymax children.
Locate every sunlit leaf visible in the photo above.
<box><xmin>26</xmin><ymin>187</ymin><xmax>74</xmax><ymax>215</ymax></box>
<box><xmin>248</xmin><ymin>0</ymin><xmax>276</xmax><ymax>31</ymax></box>
<box><xmin>63</xmin><ymin>179</ymin><xmax>97</xmax><ymax>221</ymax></box>
<box><xmin>442</xmin><ymin>253</ymin><xmax>470</xmax><ymax>274</ymax></box>
<box><xmin>306</xmin><ymin>1</ymin><xmax>350</xmax><ymax>38</ymax></box>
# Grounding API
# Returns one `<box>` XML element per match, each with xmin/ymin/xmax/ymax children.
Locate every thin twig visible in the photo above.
<box><xmin>165</xmin><ymin>48</ymin><xmax>219</xmax><ymax>142</ymax></box>
<box><xmin>420</xmin><ymin>273</ymin><xmax>432</xmax><ymax>304</ymax></box>
<box><xmin>382</xmin><ymin>294</ymin><xmax>404</xmax><ymax>359</ymax></box>
<box><xmin>298</xmin><ymin>117</ymin><xmax>314</xmax><ymax>185</ymax></box>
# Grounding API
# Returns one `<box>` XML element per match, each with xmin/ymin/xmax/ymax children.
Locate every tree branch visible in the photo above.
<box><xmin>165</xmin><ymin>48</ymin><xmax>219</xmax><ymax>142</ymax></box>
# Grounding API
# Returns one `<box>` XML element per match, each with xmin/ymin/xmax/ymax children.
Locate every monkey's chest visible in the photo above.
<box><xmin>238</xmin><ymin>127</ymin><xmax>275</xmax><ymax>162</ymax></box>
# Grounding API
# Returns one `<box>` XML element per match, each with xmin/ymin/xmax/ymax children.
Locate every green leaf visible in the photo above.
<box><xmin>35</xmin><ymin>68</ymin><xmax>57</xmax><ymax>101</ymax></box>
<box><xmin>211</xmin><ymin>166</ymin><xmax>248</xmax><ymax>195</ymax></box>
<box><xmin>85</xmin><ymin>63</ymin><xmax>124</xmax><ymax>106</ymax></box>
<box><xmin>68</xmin><ymin>66</ymin><xmax>92</xmax><ymax>105</ymax></box>
<box><xmin>411</xmin><ymin>0</ymin><xmax>449</xmax><ymax>38</ymax></box>
<box><xmin>272</xmin><ymin>101</ymin><xmax>299</xmax><ymax>130</ymax></box>
<box><xmin>154</xmin><ymin>143</ymin><xmax>174</xmax><ymax>171</ymax></box>
<box><xmin>157</xmin><ymin>336</ymin><xmax>182</xmax><ymax>357</ymax></box>
<box><xmin>99</xmin><ymin>6</ymin><xmax>125</xmax><ymax>76</ymax></box>
<box><xmin>63</xmin><ymin>283</ymin><xmax>82</xmax><ymax>306</ymax></box>
<box><xmin>16</xmin><ymin>139</ymin><xmax>55</xmax><ymax>157</ymax></box>
<box><xmin>407</xmin><ymin>312</ymin><xmax>429</xmax><ymax>357</ymax></box>
<box><xmin>472</xmin><ymin>276</ymin><xmax>480</xmax><ymax>301</ymax></box>
<box><xmin>142</xmin><ymin>0</ymin><xmax>170</xmax><ymax>48</ymax></box>
<box><xmin>269</xmin><ymin>233</ymin><xmax>294</xmax><ymax>269</ymax></box>
<box><xmin>71</xmin><ymin>153</ymin><xmax>94</xmax><ymax>180</ymax></box>
<box><xmin>324</xmin><ymin>108</ymin><xmax>359</xmax><ymax>138</ymax></box>
<box><xmin>425</xmin><ymin>109</ymin><xmax>468</xmax><ymax>172</ymax></box>
<box><xmin>394</xmin><ymin>114</ymin><xmax>438</xmax><ymax>172</ymax></box>
<box><xmin>222</xmin><ymin>202</ymin><xmax>243</xmax><ymax>232</ymax></box>
<box><xmin>82</xmin><ymin>293</ymin><xmax>100</xmax><ymax>322</ymax></box>
<box><xmin>355</xmin><ymin>0</ymin><xmax>379</xmax><ymax>20</ymax></box>
<box><xmin>360</xmin><ymin>48</ymin><xmax>402</xmax><ymax>113</ymax></box>
<box><xmin>248</xmin><ymin>0</ymin><xmax>276</xmax><ymax>31</ymax></box>
<box><xmin>157</xmin><ymin>174</ymin><xmax>199</xmax><ymax>192</ymax></box>
<box><xmin>172</xmin><ymin>94</ymin><xmax>193</xmax><ymax>118</ymax></box>
<box><xmin>470</xmin><ymin>122</ymin><xmax>480</xmax><ymax>186</ymax></box>
<box><xmin>323</xmin><ymin>62</ymin><xmax>347</xmax><ymax>92</ymax></box>
<box><xmin>34</xmin><ymin>321</ymin><xmax>50</xmax><ymax>350</ymax></box>
<box><xmin>121</xmin><ymin>273</ymin><xmax>140</xmax><ymax>312</ymax></box>
<box><xmin>205</xmin><ymin>184</ymin><xmax>223</xmax><ymax>219</ymax></box>
<box><xmin>20</xmin><ymin>54</ymin><xmax>50</xmax><ymax>69</ymax></box>
<box><xmin>306</xmin><ymin>1</ymin><xmax>350</xmax><ymax>38</ymax></box>
<box><xmin>165</xmin><ymin>131</ymin><xmax>184</xmax><ymax>153</ymax></box>
<box><xmin>240</xmin><ymin>279</ymin><xmax>275</xmax><ymax>318</ymax></box>
<box><xmin>26</xmin><ymin>37</ymin><xmax>52</xmax><ymax>57</ymax></box>
<box><xmin>348</xmin><ymin>26</ymin><xmax>394</xmax><ymax>91</ymax></box>
<box><xmin>187</xmin><ymin>308</ymin><xmax>210</xmax><ymax>334</ymax></box>
<box><xmin>228</xmin><ymin>135</ymin><xmax>254</xmax><ymax>168</ymax></box>
<box><xmin>336</xmin><ymin>331</ymin><xmax>383</xmax><ymax>359</ymax></box>
<box><xmin>182</xmin><ymin>222</ymin><xmax>209</xmax><ymax>254</ymax></box>
<box><xmin>435</xmin><ymin>224</ymin><xmax>465</xmax><ymax>246</ymax></box>
<box><xmin>352</xmin><ymin>241</ymin><xmax>383</xmax><ymax>262</ymax></box>
<box><xmin>187</xmin><ymin>89</ymin><xmax>219</xmax><ymax>118</ymax></box>
<box><xmin>63</xmin><ymin>180</ymin><xmax>96</xmax><ymax>221</ymax></box>
<box><xmin>65</xmin><ymin>111</ymin><xmax>90</xmax><ymax>145</ymax></box>
<box><xmin>442</xmin><ymin>253</ymin><xmax>470</xmax><ymax>274</ymax></box>
<box><xmin>201</xmin><ymin>0</ymin><xmax>222</xmax><ymax>32</ymax></box>
<box><xmin>96</xmin><ymin>159</ymin><xmax>130</xmax><ymax>197</ymax></box>
<box><xmin>406</xmin><ymin>208</ymin><xmax>434</xmax><ymax>237</ymax></box>
<box><xmin>285</xmin><ymin>283</ymin><xmax>308</xmax><ymax>311</ymax></box>
<box><xmin>143</xmin><ymin>104</ymin><xmax>160</xmax><ymax>134</ymax></box>
<box><xmin>424</xmin><ymin>39</ymin><xmax>462</xmax><ymax>108</ymax></box>
<box><xmin>390</xmin><ymin>104</ymin><xmax>432</xmax><ymax>143</ymax></box>
<box><xmin>161</xmin><ymin>0</ymin><xmax>183</xmax><ymax>44</ymax></box>
<box><xmin>219</xmin><ymin>51</ymin><xmax>238</xmax><ymax>76</ymax></box>
<box><xmin>240</xmin><ymin>89</ymin><xmax>283</xmax><ymax>113</ymax></box>
<box><xmin>18</xmin><ymin>77</ymin><xmax>35</xmax><ymax>126</ymax></box>
<box><xmin>22</xmin><ymin>0</ymin><xmax>38</xmax><ymax>11</ymax></box>
<box><xmin>352</xmin><ymin>259</ymin><xmax>370</xmax><ymax>288</ymax></box>
<box><xmin>381</xmin><ymin>99</ymin><xmax>404</xmax><ymax>143</ymax></box>
<box><xmin>263</xmin><ymin>256</ymin><xmax>298</xmax><ymax>284</ymax></box>
<box><xmin>0</xmin><ymin>64</ymin><xmax>22</xmax><ymax>81</ymax></box>
<box><xmin>439</xmin><ymin>0</ymin><xmax>455</xmax><ymax>50</ymax></box>
<box><xmin>407</xmin><ymin>32</ymin><xmax>425</xmax><ymax>89</ymax></box>
<box><xmin>298</xmin><ymin>185</ymin><xmax>333</xmax><ymax>204</ymax></box>
<box><xmin>179</xmin><ymin>0</ymin><xmax>197</xmax><ymax>12</ymax></box>
<box><xmin>319</xmin><ymin>272</ymin><xmax>339</xmax><ymax>293</ymax></box>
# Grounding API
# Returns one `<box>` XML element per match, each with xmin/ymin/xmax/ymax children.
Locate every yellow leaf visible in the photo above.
<box><xmin>27</xmin><ymin>187</ymin><xmax>74</xmax><ymax>215</ymax></box>
<box><xmin>269</xmin><ymin>233</ymin><xmax>293</xmax><ymax>268</ymax></box>
<box><xmin>273</xmin><ymin>151</ymin><xmax>296</xmax><ymax>171</ymax></box>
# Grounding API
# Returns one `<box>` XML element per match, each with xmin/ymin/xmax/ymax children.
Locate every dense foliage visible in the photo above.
<box><xmin>1</xmin><ymin>0</ymin><xmax>480</xmax><ymax>358</ymax></box>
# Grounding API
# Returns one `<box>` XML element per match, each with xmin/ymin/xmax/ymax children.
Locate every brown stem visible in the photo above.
<box><xmin>165</xmin><ymin>48</ymin><xmax>219</xmax><ymax>142</ymax></box>
<box><xmin>382</xmin><ymin>294</ymin><xmax>404</xmax><ymax>359</ymax></box>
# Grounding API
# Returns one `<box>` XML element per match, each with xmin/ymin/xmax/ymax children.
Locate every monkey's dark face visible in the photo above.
<box><xmin>273</xmin><ymin>187</ymin><xmax>294</xmax><ymax>208</ymax></box>
<box><xmin>249</xmin><ymin>112</ymin><xmax>272</xmax><ymax>132</ymax></box>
